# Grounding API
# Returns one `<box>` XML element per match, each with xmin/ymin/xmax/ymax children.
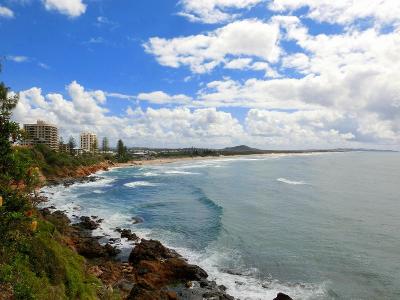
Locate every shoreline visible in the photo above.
<box><xmin>111</xmin><ymin>151</ymin><xmax>332</xmax><ymax>169</ymax></box>
<box><xmin>40</xmin><ymin>184</ymin><xmax>237</xmax><ymax>299</ymax></box>
<box><xmin>39</xmin><ymin>154</ymin><xmax>305</xmax><ymax>299</ymax></box>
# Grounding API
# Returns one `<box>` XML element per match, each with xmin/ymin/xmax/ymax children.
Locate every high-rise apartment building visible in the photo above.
<box><xmin>80</xmin><ymin>132</ymin><xmax>98</xmax><ymax>153</ymax></box>
<box><xmin>23</xmin><ymin>120</ymin><xmax>59</xmax><ymax>151</ymax></box>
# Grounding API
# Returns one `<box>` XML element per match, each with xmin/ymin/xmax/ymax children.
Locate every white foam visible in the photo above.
<box><xmin>163</xmin><ymin>170</ymin><xmax>200</xmax><ymax>175</ymax></box>
<box><xmin>124</xmin><ymin>181</ymin><xmax>159</xmax><ymax>188</ymax></box>
<box><xmin>71</xmin><ymin>177</ymin><xmax>116</xmax><ymax>188</ymax></box>
<box><xmin>142</xmin><ymin>171</ymin><xmax>159</xmax><ymax>177</ymax></box>
<box><xmin>277</xmin><ymin>178</ymin><xmax>307</xmax><ymax>185</ymax></box>
<box><xmin>93</xmin><ymin>189</ymin><xmax>105</xmax><ymax>194</ymax></box>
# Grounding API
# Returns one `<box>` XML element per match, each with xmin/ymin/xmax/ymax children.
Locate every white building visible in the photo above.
<box><xmin>80</xmin><ymin>132</ymin><xmax>98</xmax><ymax>153</ymax></box>
<box><xmin>23</xmin><ymin>120</ymin><xmax>59</xmax><ymax>151</ymax></box>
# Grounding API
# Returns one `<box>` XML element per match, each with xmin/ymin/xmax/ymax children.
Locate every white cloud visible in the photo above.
<box><xmin>13</xmin><ymin>81</ymin><xmax>245</xmax><ymax>148</ymax></box>
<box><xmin>12</xmin><ymin>80</ymin><xmax>399</xmax><ymax>149</ymax></box>
<box><xmin>178</xmin><ymin>0</ymin><xmax>263</xmax><ymax>24</ymax></box>
<box><xmin>269</xmin><ymin>0</ymin><xmax>400</xmax><ymax>26</ymax></box>
<box><xmin>224</xmin><ymin>58</ymin><xmax>253</xmax><ymax>69</ymax></box>
<box><xmin>137</xmin><ymin>91</ymin><xmax>191</xmax><ymax>104</ymax></box>
<box><xmin>245</xmin><ymin>109</ymin><xmax>355</xmax><ymax>147</ymax></box>
<box><xmin>144</xmin><ymin>19</ymin><xmax>280</xmax><ymax>74</ymax></box>
<box><xmin>0</xmin><ymin>6</ymin><xmax>14</xmax><ymax>18</ymax></box>
<box><xmin>43</xmin><ymin>0</ymin><xmax>86</xmax><ymax>17</ymax></box>
<box><xmin>7</xmin><ymin>55</ymin><xmax>29</xmax><ymax>63</ymax></box>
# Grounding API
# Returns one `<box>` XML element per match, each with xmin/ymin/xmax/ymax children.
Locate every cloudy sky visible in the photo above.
<box><xmin>1</xmin><ymin>0</ymin><xmax>399</xmax><ymax>149</ymax></box>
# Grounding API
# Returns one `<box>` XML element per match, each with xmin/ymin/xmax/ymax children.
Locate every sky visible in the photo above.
<box><xmin>1</xmin><ymin>0</ymin><xmax>399</xmax><ymax>150</ymax></box>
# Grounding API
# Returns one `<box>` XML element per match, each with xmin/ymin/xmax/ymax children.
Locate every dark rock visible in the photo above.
<box><xmin>76</xmin><ymin>238</ymin><xmax>107</xmax><ymax>258</ymax></box>
<box><xmin>221</xmin><ymin>268</ymin><xmax>243</xmax><ymax>276</ymax></box>
<box><xmin>128</xmin><ymin>239</ymin><xmax>180</xmax><ymax>265</ymax></box>
<box><xmin>131</xmin><ymin>216</ymin><xmax>144</xmax><ymax>224</ymax></box>
<box><xmin>109</xmin><ymin>238</ymin><xmax>121</xmax><ymax>244</ymax></box>
<box><xmin>120</xmin><ymin>229</ymin><xmax>139</xmax><ymax>241</ymax></box>
<box><xmin>125</xmin><ymin>239</ymin><xmax>234</xmax><ymax>300</ymax></box>
<box><xmin>104</xmin><ymin>243</ymin><xmax>121</xmax><ymax>257</ymax></box>
<box><xmin>78</xmin><ymin>216</ymin><xmax>100</xmax><ymax>230</ymax></box>
<box><xmin>274</xmin><ymin>292</ymin><xmax>294</xmax><ymax>300</ymax></box>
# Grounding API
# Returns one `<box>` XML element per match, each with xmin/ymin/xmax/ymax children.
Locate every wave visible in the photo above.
<box><xmin>277</xmin><ymin>178</ymin><xmax>307</xmax><ymax>185</ymax></box>
<box><xmin>124</xmin><ymin>181</ymin><xmax>159</xmax><ymax>188</ymax></box>
<box><xmin>163</xmin><ymin>170</ymin><xmax>200</xmax><ymax>175</ymax></box>
<box><xmin>152</xmin><ymin>240</ymin><xmax>327</xmax><ymax>300</ymax></box>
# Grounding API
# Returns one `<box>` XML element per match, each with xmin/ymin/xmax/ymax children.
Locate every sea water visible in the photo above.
<box><xmin>42</xmin><ymin>152</ymin><xmax>400</xmax><ymax>299</ymax></box>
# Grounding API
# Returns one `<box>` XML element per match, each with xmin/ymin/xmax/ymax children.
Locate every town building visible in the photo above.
<box><xmin>23</xmin><ymin>120</ymin><xmax>59</xmax><ymax>151</ymax></box>
<box><xmin>59</xmin><ymin>143</ymin><xmax>71</xmax><ymax>153</ymax></box>
<box><xmin>80</xmin><ymin>132</ymin><xmax>98</xmax><ymax>153</ymax></box>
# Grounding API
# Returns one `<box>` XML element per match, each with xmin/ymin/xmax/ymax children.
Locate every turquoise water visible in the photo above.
<box><xmin>43</xmin><ymin>152</ymin><xmax>400</xmax><ymax>299</ymax></box>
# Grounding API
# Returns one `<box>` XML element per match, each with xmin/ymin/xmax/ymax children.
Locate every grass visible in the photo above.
<box><xmin>0</xmin><ymin>219</ymin><xmax>104</xmax><ymax>300</ymax></box>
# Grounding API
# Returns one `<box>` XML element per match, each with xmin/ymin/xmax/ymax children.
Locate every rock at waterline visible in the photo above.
<box><xmin>274</xmin><ymin>292</ymin><xmax>293</xmax><ymax>300</ymax></box>
<box><xmin>78</xmin><ymin>216</ymin><xmax>100</xmax><ymax>230</ymax></box>
<box><xmin>120</xmin><ymin>229</ymin><xmax>139</xmax><ymax>241</ymax></box>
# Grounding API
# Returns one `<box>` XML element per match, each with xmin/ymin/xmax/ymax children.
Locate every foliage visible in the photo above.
<box><xmin>68</xmin><ymin>136</ymin><xmax>76</xmax><ymax>155</ymax></box>
<box><xmin>0</xmin><ymin>66</ymin><xmax>115</xmax><ymax>299</ymax></box>
<box><xmin>116</xmin><ymin>139</ymin><xmax>129</xmax><ymax>162</ymax></box>
<box><xmin>15</xmin><ymin>144</ymin><xmax>106</xmax><ymax>178</ymax></box>
<box><xmin>101</xmin><ymin>137</ymin><xmax>109</xmax><ymax>152</ymax></box>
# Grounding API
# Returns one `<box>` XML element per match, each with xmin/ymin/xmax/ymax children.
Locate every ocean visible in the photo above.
<box><xmin>42</xmin><ymin>152</ymin><xmax>400</xmax><ymax>299</ymax></box>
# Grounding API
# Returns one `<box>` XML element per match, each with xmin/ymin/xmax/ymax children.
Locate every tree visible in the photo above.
<box><xmin>102</xmin><ymin>137</ymin><xmax>109</xmax><ymax>152</ymax></box>
<box><xmin>68</xmin><ymin>136</ymin><xmax>76</xmax><ymax>155</ymax></box>
<box><xmin>0</xmin><ymin>64</ymin><xmax>37</xmax><ymax>239</ymax></box>
<box><xmin>116</xmin><ymin>139</ymin><xmax>128</xmax><ymax>162</ymax></box>
<box><xmin>91</xmin><ymin>140</ymin><xmax>98</xmax><ymax>153</ymax></box>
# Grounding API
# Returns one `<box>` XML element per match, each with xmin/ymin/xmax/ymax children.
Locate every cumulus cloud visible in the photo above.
<box><xmin>144</xmin><ymin>19</ymin><xmax>280</xmax><ymax>73</ymax></box>
<box><xmin>269</xmin><ymin>0</ymin><xmax>400</xmax><ymax>27</ymax></box>
<box><xmin>245</xmin><ymin>109</ymin><xmax>355</xmax><ymax>147</ymax></box>
<box><xmin>178</xmin><ymin>0</ymin><xmax>264</xmax><ymax>24</ymax></box>
<box><xmin>13</xmin><ymin>80</ymin><xmax>399</xmax><ymax>149</ymax></box>
<box><xmin>137</xmin><ymin>91</ymin><xmax>191</xmax><ymax>105</ymax></box>
<box><xmin>43</xmin><ymin>0</ymin><xmax>86</xmax><ymax>17</ymax></box>
<box><xmin>12</xmin><ymin>81</ymin><xmax>245</xmax><ymax>148</ymax></box>
<box><xmin>0</xmin><ymin>6</ymin><xmax>14</xmax><ymax>18</ymax></box>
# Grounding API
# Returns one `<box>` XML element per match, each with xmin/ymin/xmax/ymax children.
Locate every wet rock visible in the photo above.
<box><xmin>125</xmin><ymin>239</ymin><xmax>233</xmax><ymax>300</ymax></box>
<box><xmin>273</xmin><ymin>292</ymin><xmax>293</xmax><ymax>300</ymax></box>
<box><xmin>78</xmin><ymin>216</ymin><xmax>100</xmax><ymax>230</ymax></box>
<box><xmin>104</xmin><ymin>243</ymin><xmax>121</xmax><ymax>257</ymax></box>
<box><xmin>120</xmin><ymin>229</ymin><xmax>139</xmax><ymax>241</ymax></box>
<box><xmin>108</xmin><ymin>238</ymin><xmax>121</xmax><ymax>244</ymax></box>
<box><xmin>128</xmin><ymin>239</ymin><xmax>180</xmax><ymax>265</ymax></box>
<box><xmin>131</xmin><ymin>216</ymin><xmax>144</xmax><ymax>224</ymax></box>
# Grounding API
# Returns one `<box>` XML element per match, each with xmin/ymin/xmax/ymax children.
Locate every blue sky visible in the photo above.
<box><xmin>1</xmin><ymin>0</ymin><xmax>399</xmax><ymax>149</ymax></box>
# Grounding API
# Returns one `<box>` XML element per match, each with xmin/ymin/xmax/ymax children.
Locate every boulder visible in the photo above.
<box><xmin>274</xmin><ymin>292</ymin><xmax>293</xmax><ymax>300</ymax></box>
<box><xmin>78</xmin><ymin>216</ymin><xmax>100</xmax><ymax>230</ymax></box>
<box><xmin>120</xmin><ymin>229</ymin><xmax>139</xmax><ymax>241</ymax></box>
<box><xmin>76</xmin><ymin>237</ymin><xmax>107</xmax><ymax>258</ymax></box>
<box><xmin>104</xmin><ymin>243</ymin><xmax>121</xmax><ymax>257</ymax></box>
<box><xmin>128</xmin><ymin>239</ymin><xmax>180</xmax><ymax>265</ymax></box>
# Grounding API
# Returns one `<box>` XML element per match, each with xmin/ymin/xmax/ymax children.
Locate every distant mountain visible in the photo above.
<box><xmin>221</xmin><ymin>145</ymin><xmax>262</xmax><ymax>152</ymax></box>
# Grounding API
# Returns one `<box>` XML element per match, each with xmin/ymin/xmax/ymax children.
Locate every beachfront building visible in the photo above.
<box><xmin>59</xmin><ymin>143</ymin><xmax>71</xmax><ymax>153</ymax></box>
<box><xmin>22</xmin><ymin>120</ymin><xmax>59</xmax><ymax>151</ymax></box>
<box><xmin>80</xmin><ymin>132</ymin><xmax>98</xmax><ymax>153</ymax></box>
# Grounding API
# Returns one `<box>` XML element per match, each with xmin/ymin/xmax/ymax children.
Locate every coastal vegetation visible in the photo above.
<box><xmin>0</xmin><ymin>69</ymin><xmax>117</xmax><ymax>299</ymax></box>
